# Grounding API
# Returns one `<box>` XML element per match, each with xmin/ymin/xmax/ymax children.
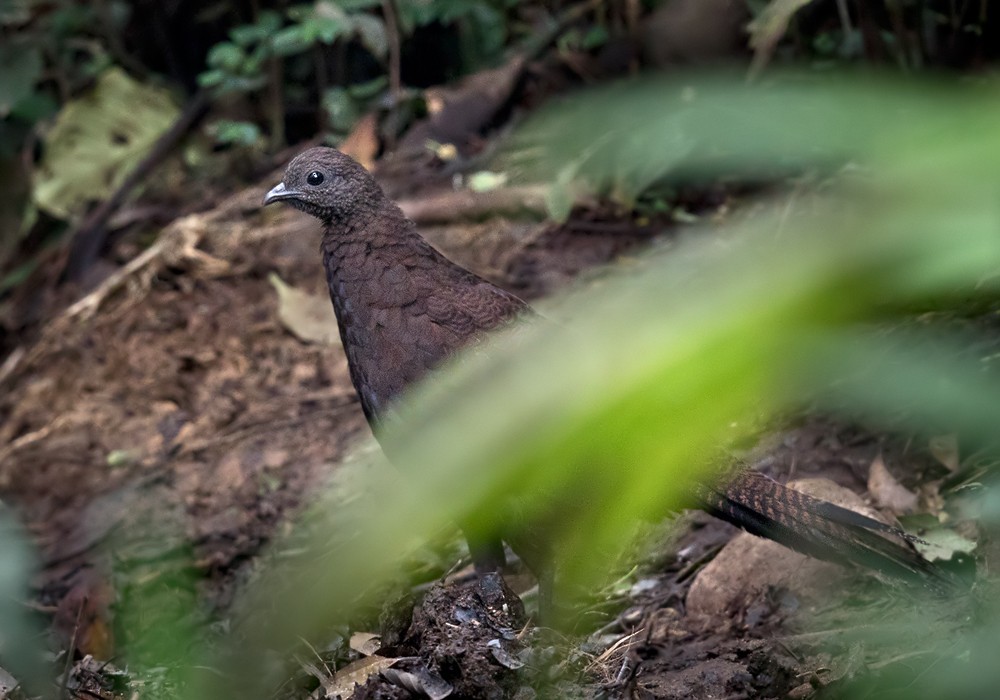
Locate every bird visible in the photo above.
<box><xmin>262</xmin><ymin>146</ymin><xmax>949</xmax><ymax>610</ymax></box>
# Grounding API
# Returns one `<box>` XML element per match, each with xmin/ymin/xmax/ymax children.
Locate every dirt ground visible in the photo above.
<box><xmin>0</xmin><ymin>159</ymin><xmax>978</xmax><ymax>699</ymax></box>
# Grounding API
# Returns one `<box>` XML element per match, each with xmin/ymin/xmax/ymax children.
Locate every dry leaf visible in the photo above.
<box><xmin>339</xmin><ymin>112</ymin><xmax>379</xmax><ymax>171</ymax></box>
<box><xmin>867</xmin><ymin>454</ymin><xmax>918</xmax><ymax>514</ymax></box>
<box><xmin>914</xmin><ymin>528</ymin><xmax>977</xmax><ymax>562</ymax></box>
<box><xmin>268</xmin><ymin>273</ymin><xmax>340</xmax><ymax>346</ymax></box>
<box><xmin>323</xmin><ymin>656</ymin><xmax>399</xmax><ymax>699</ymax></box>
<box><xmin>381</xmin><ymin>667</ymin><xmax>453</xmax><ymax>700</ymax></box>
<box><xmin>349</xmin><ymin>631</ymin><xmax>381</xmax><ymax>657</ymax></box>
<box><xmin>0</xmin><ymin>664</ymin><xmax>19</xmax><ymax>696</ymax></box>
<box><xmin>747</xmin><ymin>0</ymin><xmax>820</xmax><ymax>77</ymax></box>
<box><xmin>487</xmin><ymin>639</ymin><xmax>524</xmax><ymax>670</ymax></box>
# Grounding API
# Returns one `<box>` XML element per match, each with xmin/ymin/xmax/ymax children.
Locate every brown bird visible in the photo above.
<box><xmin>263</xmin><ymin>147</ymin><xmax>947</xmax><ymax>606</ymax></box>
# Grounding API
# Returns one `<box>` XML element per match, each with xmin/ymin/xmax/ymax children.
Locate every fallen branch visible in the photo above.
<box><xmin>397</xmin><ymin>185</ymin><xmax>552</xmax><ymax>224</ymax></box>
<box><xmin>63</xmin><ymin>214</ymin><xmax>228</xmax><ymax>322</ymax></box>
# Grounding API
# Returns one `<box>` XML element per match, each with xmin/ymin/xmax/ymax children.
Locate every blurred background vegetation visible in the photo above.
<box><xmin>3</xmin><ymin>1</ymin><xmax>1000</xmax><ymax>699</ymax></box>
<box><xmin>3</xmin><ymin>0</ymin><xmax>1000</xmax><ymax>298</ymax></box>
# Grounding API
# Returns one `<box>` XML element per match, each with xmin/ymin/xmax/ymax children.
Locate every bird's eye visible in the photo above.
<box><xmin>306</xmin><ymin>171</ymin><xmax>325</xmax><ymax>186</ymax></box>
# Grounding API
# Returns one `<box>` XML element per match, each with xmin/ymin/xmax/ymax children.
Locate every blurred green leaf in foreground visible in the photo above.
<box><xmin>0</xmin><ymin>505</ymin><xmax>45</xmax><ymax>698</ymax></box>
<box><xmin>178</xmin><ymin>74</ymin><xmax>1000</xmax><ymax>697</ymax></box>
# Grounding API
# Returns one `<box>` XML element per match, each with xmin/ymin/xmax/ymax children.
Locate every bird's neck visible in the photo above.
<box><xmin>318</xmin><ymin>199</ymin><xmax>456</xmax><ymax>419</ymax></box>
<box><xmin>319</xmin><ymin>196</ymin><xmax>446</xmax><ymax>331</ymax></box>
<box><xmin>320</xmin><ymin>199</ymin><xmax>431</xmax><ymax>273</ymax></box>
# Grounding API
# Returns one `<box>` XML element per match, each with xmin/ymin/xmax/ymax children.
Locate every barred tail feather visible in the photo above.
<box><xmin>703</xmin><ymin>470</ymin><xmax>955</xmax><ymax>591</ymax></box>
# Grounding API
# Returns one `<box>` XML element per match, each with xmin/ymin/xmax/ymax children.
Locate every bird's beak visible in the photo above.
<box><xmin>262</xmin><ymin>182</ymin><xmax>302</xmax><ymax>206</ymax></box>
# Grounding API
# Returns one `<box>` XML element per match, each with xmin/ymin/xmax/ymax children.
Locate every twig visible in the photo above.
<box><xmin>585</xmin><ymin>628</ymin><xmax>643</xmax><ymax>672</ymax></box>
<box><xmin>0</xmin><ymin>346</ymin><xmax>25</xmax><ymax>388</ymax></box>
<box><xmin>61</xmin><ymin>213</ymin><xmax>229</xmax><ymax>322</ymax></box>
<box><xmin>835</xmin><ymin>0</ymin><xmax>854</xmax><ymax>36</ymax></box>
<box><xmin>314</xmin><ymin>45</ymin><xmax>329</xmax><ymax>134</ymax></box>
<box><xmin>381</xmin><ymin>0</ymin><xmax>402</xmax><ymax>151</ymax></box>
<box><xmin>60</xmin><ymin>598</ymin><xmax>87</xmax><ymax>698</ymax></box>
<box><xmin>675</xmin><ymin>541</ymin><xmax>726</xmax><ymax>583</ymax></box>
<box><xmin>177</xmin><ymin>401</ymin><xmax>358</xmax><ymax>455</ymax></box>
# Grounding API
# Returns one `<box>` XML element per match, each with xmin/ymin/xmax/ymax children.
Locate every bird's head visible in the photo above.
<box><xmin>262</xmin><ymin>147</ymin><xmax>382</xmax><ymax>223</ymax></box>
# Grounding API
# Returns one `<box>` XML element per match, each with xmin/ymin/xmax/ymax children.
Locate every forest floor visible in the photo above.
<box><xmin>0</xmin><ymin>138</ymin><xmax>981</xmax><ymax>699</ymax></box>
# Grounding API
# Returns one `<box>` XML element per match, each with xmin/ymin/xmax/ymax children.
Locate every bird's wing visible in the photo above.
<box><xmin>423</xmin><ymin>279</ymin><xmax>533</xmax><ymax>338</ymax></box>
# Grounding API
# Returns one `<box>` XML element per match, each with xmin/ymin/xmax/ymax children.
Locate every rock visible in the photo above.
<box><xmin>687</xmin><ymin>478</ymin><xmax>886</xmax><ymax>616</ymax></box>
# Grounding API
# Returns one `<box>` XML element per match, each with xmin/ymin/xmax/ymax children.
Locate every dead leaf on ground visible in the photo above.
<box><xmin>349</xmin><ymin>631</ymin><xmax>381</xmax><ymax>656</ymax></box>
<box><xmin>52</xmin><ymin>568</ymin><xmax>116</xmax><ymax>660</ymax></box>
<box><xmin>867</xmin><ymin>454</ymin><xmax>918</xmax><ymax>514</ymax></box>
<box><xmin>914</xmin><ymin>527</ymin><xmax>977</xmax><ymax>562</ymax></box>
<box><xmin>268</xmin><ymin>273</ymin><xmax>340</xmax><ymax>346</ymax></box>
<box><xmin>0</xmin><ymin>664</ymin><xmax>18</xmax><ymax>696</ymax></box>
<box><xmin>381</xmin><ymin>667</ymin><xmax>453</xmax><ymax>700</ymax></box>
<box><xmin>321</xmin><ymin>655</ymin><xmax>400</xmax><ymax>699</ymax></box>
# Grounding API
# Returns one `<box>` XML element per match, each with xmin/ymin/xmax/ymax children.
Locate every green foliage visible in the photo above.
<box><xmin>556</xmin><ymin>24</ymin><xmax>610</xmax><ymax>53</ymax></box>
<box><xmin>198</xmin><ymin>10</ymin><xmax>282</xmax><ymax>94</ymax></box>
<box><xmin>198</xmin><ymin>1</ymin><xmax>392</xmax><ymax>144</ymax></box>
<box><xmin>399</xmin><ymin>0</ymin><xmax>519</xmax><ymax>70</ymax></box>
<box><xmin>210</xmin><ymin>119</ymin><xmax>264</xmax><ymax>148</ymax></box>
<box><xmin>175</xmin><ymin>74</ymin><xmax>1000</xmax><ymax>698</ymax></box>
<box><xmin>322</xmin><ymin>76</ymin><xmax>387</xmax><ymax>132</ymax></box>
<box><xmin>198</xmin><ymin>0</ymin><xmax>522</xmax><ymax>143</ymax></box>
<box><xmin>0</xmin><ymin>0</ymin><xmax>133</xmax><ymax>269</ymax></box>
<box><xmin>197</xmin><ymin>4</ymin><xmax>390</xmax><ymax>94</ymax></box>
<box><xmin>0</xmin><ymin>39</ymin><xmax>43</xmax><ymax>120</ymax></box>
<box><xmin>747</xmin><ymin>0</ymin><xmax>993</xmax><ymax>69</ymax></box>
<box><xmin>0</xmin><ymin>506</ymin><xmax>46</xmax><ymax>697</ymax></box>
<box><xmin>0</xmin><ymin>0</ymin><xmax>131</xmax><ymax>150</ymax></box>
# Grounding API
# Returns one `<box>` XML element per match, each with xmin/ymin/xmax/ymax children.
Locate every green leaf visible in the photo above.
<box><xmin>310</xmin><ymin>0</ymin><xmax>349</xmax><ymax>43</ymax></box>
<box><xmin>0</xmin><ymin>508</ymin><xmax>45</xmax><ymax>696</ymax></box>
<box><xmin>231</xmin><ymin>10</ymin><xmax>283</xmax><ymax>44</ymax></box>
<box><xmin>206</xmin><ymin>41</ymin><xmax>245</xmax><ymax>72</ymax></box>
<box><xmin>336</xmin><ymin>0</ymin><xmax>383</xmax><ymax>11</ymax></box>
<box><xmin>259</xmin><ymin>9</ymin><xmax>283</xmax><ymax>33</ymax></box>
<box><xmin>272</xmin><ymin>23</ymin><xmax>315</xmax><ymax>56</ymax></box>
<box><xmin>243</xmin><ymin>43</ymin><xmax>270</xmax><ymax>75</ymax></box>
<box><xmin>32</xmin><ymin>67</ymin><xmax>181</xmax><ymax>221</ymax></box>
<box><xmin>323</xmin><ymin>86</ymin><xmax>360</xmax><ymax>132</ymax></box>
<box><xmin>310</xmin><ymin>16</ymin><xmax>348</xmax><ymax>44</ymax></box>
<box><xmin>230</xmin><ymin>23</ymin><xmax>266</xmax><ymax>46</ymax></box>
<box><xmin>352</xmin><ymin>13</ymin><xmax>389</xmax><ymax>59</ymax></box>
<box><xmin>201</xmin><ymin>74</ymin><xmax>1000</xmax><ymax>699</ymax></box>
<box><xmin>196</xmin><ymin>68</ymin><xmax>226</xmax><ymax>88</ymax></box>
<box><xmin>346</xmin><ymin>75</ymin><xmax>387</xmax><ymax>99</ymax></box>
<box><xmin>582</xmin><ymin>25</ymin><xmax>610</xmax><ymax>49</ymax></box>
<box><xmin>8</xmin><ymin>88</ymin><xmax>57</xmax><ymax>123</ymax></box>
<box><xmin>211</xmin><ymin>119</ymin><xmax>263</xmax><ymax>147</ymax></box>
<box><xmin>0</xmin><ymin>40</ymin><xmax>42</xmax><ymax>119</ymax></box>
<box><xmin>464</xmin><ymin>3</ymin><xmax>506</xmax><ymax>61</ymax></box>
<box><xmin>218</xmin><ymin>74</ymin><xmax>268</xmax><ymax>95</ymax></box>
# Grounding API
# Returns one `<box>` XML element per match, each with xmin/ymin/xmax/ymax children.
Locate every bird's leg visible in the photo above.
<box><xmin>465</xmin><ymin>531</ymin><xmax>507</xmax><ymax>573</ymax></box>
<box><xmin>535</xmin><ymin>565</ymin><xmax>555</xmax><ymax>626</ymax></box>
